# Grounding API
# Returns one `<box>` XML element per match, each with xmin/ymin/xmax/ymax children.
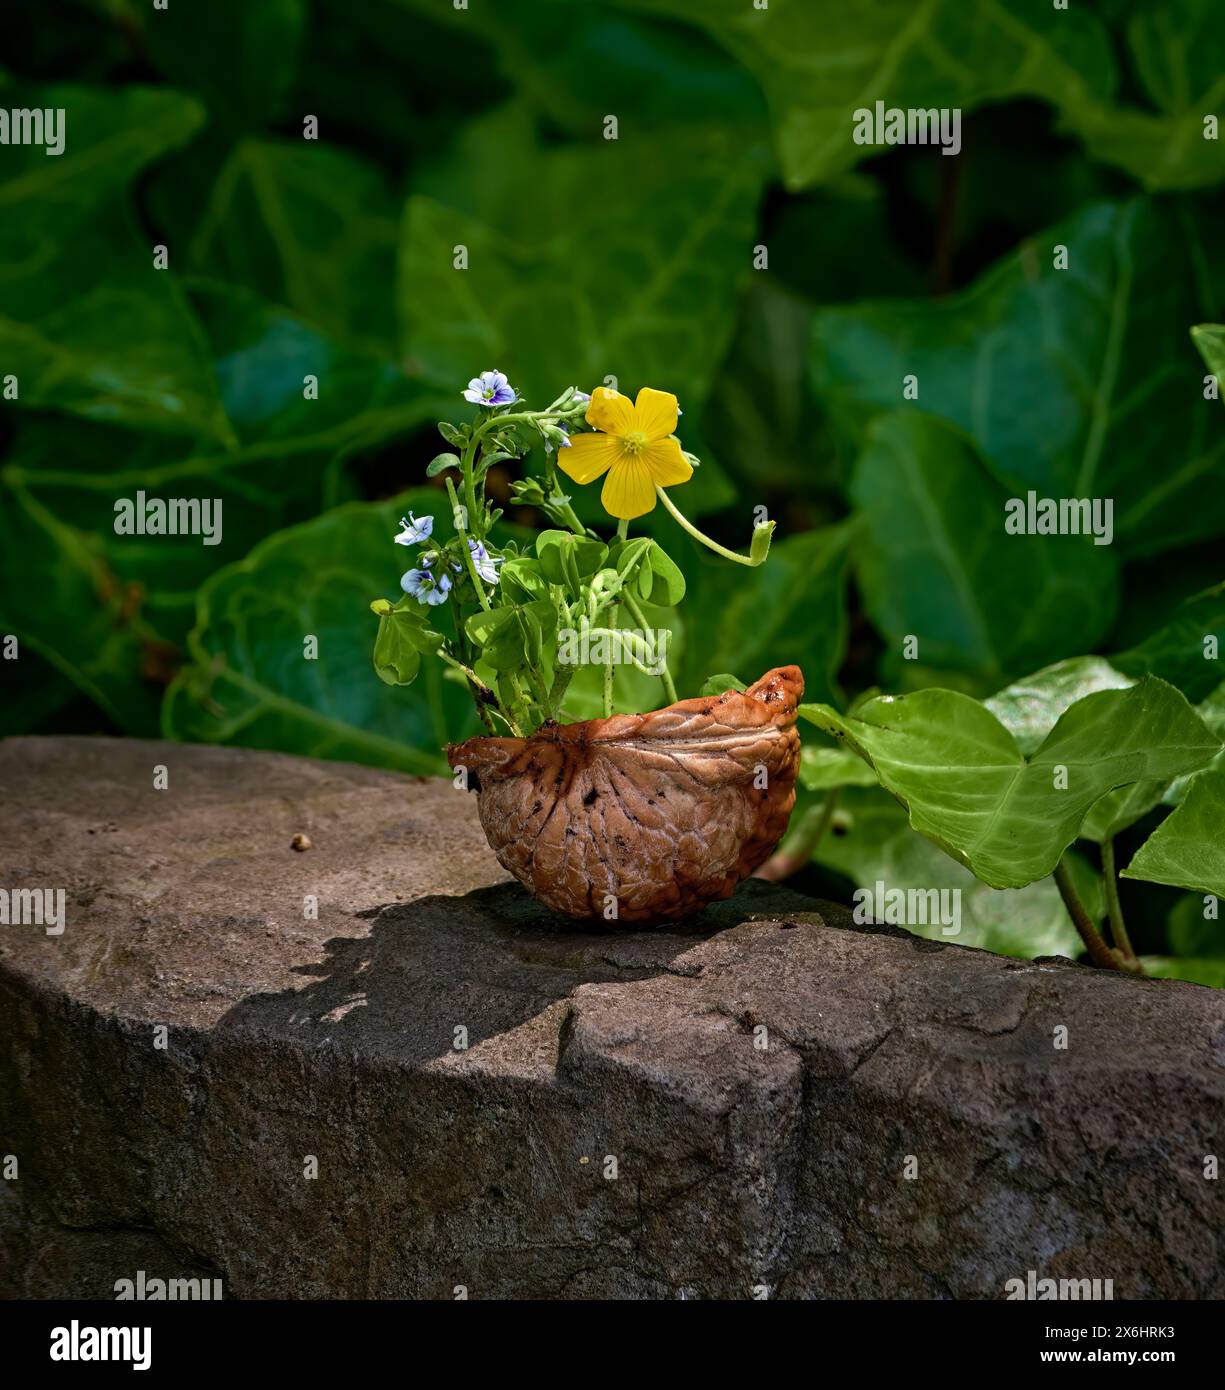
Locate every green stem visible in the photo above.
<box><xmin>654</xmin><ymin>485</ymin><xmax>767</xmax><ymax>567</ymax></box>
<box><xmin>602</xmin><ymin>603</ymin><xmax>617</xmax><ymax>717</ymax></box>
<box><xmin>1101</xmin><ymin>837</ymin><xmax>1137</xmax><ymax>961</ymax></box>
<box><xmin>1053</xmin><ymin>858</ymin><xmax>1135</xmax><ymax>972</ymax></box>
<box><xmin>616</xmin><ymin>518</ymin><xmax>629</xmax><ymax>541</ymax></box>
<box><xmin>446</xmin><ymin>477</ymin><xmax>491</xmax><ymax>612</ymax></box>
<box><xmin>756</xmin><ymin>787</ymin><xmax>842</xmax><ymax>883</ymax></box>
<box><xmin>620</xmin><ymin>589</ymin><xmax>677</xmax><ymax>704</ymax></box>
<box><xmin>547</xmin><ymin>663</ymin><xmax>573</xmax><ymax>719</ymax></box>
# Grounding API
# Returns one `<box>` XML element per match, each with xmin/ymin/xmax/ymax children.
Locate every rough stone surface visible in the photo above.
<box><xmin>1</xmin><ymin>735</ymin><xmax>1223</xmax><ymax>1300</ymax></box>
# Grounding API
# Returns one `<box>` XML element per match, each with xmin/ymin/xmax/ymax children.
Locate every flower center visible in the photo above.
<box><xmin>621</xmin><ymin>430</ymin><xmax>649</xmax><ymax>456</ymax></box>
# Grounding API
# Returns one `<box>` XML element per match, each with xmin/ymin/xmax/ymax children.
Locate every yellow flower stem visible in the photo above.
<box><xmin>616</xmin><ymin>519</ymin><xmax>629</xmax><ymax>541</ymax></box>
<box><xmin>603</xmin><ymin>603</ymin><xmax>618</xmax><ymax>717</ymax></box>
<box><xmin>654</xmin><ymin>484</ymin><xmax>766</xmax><ymax>566</ymax></box>
<box><xmin>620</xmin><ymin>590</ymin><xmax>677</xmax><ymax>705</ymax></box>
<box><xmin>445</xmin><ymin>477</ymin><xmax>492</xmax><ymax>613</ymax></box>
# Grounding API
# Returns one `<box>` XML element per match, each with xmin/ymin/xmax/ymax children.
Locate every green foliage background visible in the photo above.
<box><xmin>1</xmin><ymin>0</ymin><xmax>1223</xmax><ymax>970</ymax></box>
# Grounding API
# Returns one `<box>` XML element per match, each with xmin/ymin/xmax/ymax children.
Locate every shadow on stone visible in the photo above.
<box><xmin>212</xmin><ymin>877</ymin><xmax>815</xmax><ymax>1066</ymax></box>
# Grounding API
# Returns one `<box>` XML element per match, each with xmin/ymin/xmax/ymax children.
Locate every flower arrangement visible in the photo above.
<box><xmin>370</xmin><ymin>370</ymin><xmax>797</xmax><ymax>922</ymax></box>
<box><xmin>370</xmin><ymin>370</ymin><xmax>776</xmax><ymax>738</ymax></box>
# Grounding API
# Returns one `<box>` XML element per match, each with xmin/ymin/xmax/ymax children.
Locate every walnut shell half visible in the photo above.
<box><xmin>447</xmin><ymin>666</ymin><xmax>804</xmax><ymax>923</ymax></box>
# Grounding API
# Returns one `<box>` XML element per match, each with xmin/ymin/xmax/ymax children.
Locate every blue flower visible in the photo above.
<box><xmin>463</xmin><ymin>370</ymin><xmax>518</xmax><ymax>407</ymax></box>
<box><xmin>401</xmin><ymin>557</ymin><xmax>452</xmax><ymax>606</ymax></box>
<box><xmin>468</xmin><ymin>539</ymin><xmax>503</xmax><ymax>585</ymax></box>
<box><xmin>573</xmin><ymin>390</ymin><xmax>591</xmax><ymax>405</ymax></box>
<box><xmin>394</xmin><ymin>512</ymin><xmax>434</xmax><ymax>546</ymax></box>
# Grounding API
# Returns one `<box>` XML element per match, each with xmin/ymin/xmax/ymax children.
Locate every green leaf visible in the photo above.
<box><xmin>398</xmin><ymin>103</ymin><xmax>767</xmax><ymax>415</ymax></box>
<box><xmin>800</xmin><ymin>678</ymin><xmax>1221</xmax><ymax>889</ymax></box>
<box><xmin>1059</xmin><ymin>0</ymin><xmax>1225</xmax><ymax>191</ymax></box>
<box><xmin>1167</xmin><ymin>892</ymin><xmax>1225</xmax><ymax>959</ymax></box>
<box><xmin>0</xmin><ymin>284</ymin><xmax>441</xmax><ymax>731</ymax></box>
<box><xmin>141</xmin><ymin>0</ymin><xmax>306</xmax><ymax>127</ymax></box>
<box><xmin>498</xmin><ymin>557</ymin><xmax>551</xmax><ymax>603</ymax></box>
<box><xmin>373</xmin><ymin>600</ymin><xmax>434</xmax><ymax>686</ymax></box>
<box><xmin>798</xmin><ymin>744</ymin><xmax>878</xmax><ymax>793</ymax></box>
<box><xmin>623</xmin><ymin>0</ymin><xmax>1115</xmax><ymax>190</ymax></box>
<box><xmin>535</xmin><ymin>531</ymin><xmax>608</xmax><ymax>587</ymax></box>
<box><xmin>984</xmin><ymin>657</ymin><xmax>1167</xmax><ymax>841</ymax></box>
<box><xmin>427</xmin><ymin>453</ymin><xmax>462</xmax><ymax>477</ymax></box>
<box><xmin>1122</xmin><ymin>769</ymin><xmax>1225</xmax><ymax>899</ymax></box>
<box><xmin>812</xmin><ymin>787</ymin><xmax>1093</xmax><ymax>960</ymax></box>
<box><xmin>985</xmin><ymin>656</ymin><xmax>1134</xmax><ymax>756</ymax></box>
<box><xmin>153</xmin><ymin>140</ymin><xmax>400</xmax><ymax>356</ymax></box>
<box><xmin>465</xmin><ymin>600</ymin><xmax>556</xmax><ymax>673</ymax></box>
<box><xmin>813</xmin><ymin>200</ymin><xmax>1225</xmax><ymax>557</ymax></box>
<box><xmin>0</xmin><ymin>83</ymin><xmax>229</xmax><ymax>441</ymax></box>
<box><xmin>1193</xmin><ymin>324</ymin><xmax>1225</xmax><ymax>396</ymax></box>
<box><xmin>643</xmin><ymin>541</ymin><xmax>686</xmax><ymax>606</ymax></box>
<box><xmin>1112</xmin><ymin>581</ymin><xmax>1225</xmax><ymax>703</ymax></box>
<box><xmin>699</xmin><ymin>673</ymin><xmax>747</xmax><ymax>697</ymax></box>
<box><xmin>850</xmin><ymin>415</ymin><xmax>1117</xmax><ymax>687</ymax></box>
<box><xmin>1139</xmin><ymin>956</ymin><xmax>1225</xmax><ymax>988</ymax></box>
<box><xmin>163</xmin><ymin>490</ymin><xmax>474</xmax><ymax>773</ymax></box>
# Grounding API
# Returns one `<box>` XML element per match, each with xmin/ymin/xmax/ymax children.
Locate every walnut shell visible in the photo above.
<box><xmin>447</xmin><ymin>666</ymin><xmax>804</xmax><ymax>923</ymax></box>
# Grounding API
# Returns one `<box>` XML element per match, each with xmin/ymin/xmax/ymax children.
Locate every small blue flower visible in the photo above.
<box><xmin>394</xmin><ymin>512</ymin><xmax>433</xmax><ymax>546</ymax></box>
<box><xmin>469</xmin><ymin>539</ymin><xmax>503</xmax><ymax>585</ymax></box>
<box><xmin>401</xmin><ymin>560</ymin><xmax>452</xmax><ymax>606</ymax></box>
<box><xmin>573</xmin><ymin>390</ymin><xmax>591</xmax><ymax>405</ymax></box>
<box><xmin>463</xmin><ymin>370</ymin><xmax>518</xmax><ymax>408</ymax></box>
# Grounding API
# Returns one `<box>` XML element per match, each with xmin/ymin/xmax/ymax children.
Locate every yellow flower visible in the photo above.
<box><xmin>557</xmin><ymin>386</ymin><xmax>693</xmax><ymax>520</ymax></box>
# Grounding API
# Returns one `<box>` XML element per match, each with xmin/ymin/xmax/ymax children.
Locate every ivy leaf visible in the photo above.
<box><xmin>699</xmin><ymin>673</ymin><xmax>747</xmax><ymax>697</ymax></box>
<box><xmin>163</xmin><ymin>490</ymin><xmax>473</xmax><ymax>774</ymax></box>
<box><xmin>1122</xmin><ymin>770</ymin><xmax>1225</xmax><ymax>899</ymax></box>
<box><xmin>812</xmin><ymin>787</ymin><xmax>1097</xmax><ymax>959</ymax></box>
<box><xmin>154</xmin><ymin>140</ymin><xmax>400</xmax><ymax>355</ymax></box>
<box><xmin>800</xmin><ymin>678</ymin><xmax>1221</xmax><ymax>889</ymax></box>
<box><xmin>1193</xmin><ymin>324</ymin><xmax>1225</xmax><ymax>397</ymax></box>
<box><xmin>623</xmin><ymin>0</ymin><xmax>1116</xmax><ymax>190</ymax></box>
<box><xmin>850</xmin><ymin>414</ymin><xmax>1117</xmax><ymax>688</ymax></box>
<box><xmin>1112</xmin><ymin>582</ymin><xmax>1225</xmax><ymax>702</ymax></box>
<box><xmin>398</xmin><ymin>104</ymin><xmax>767</xmax><ymax>418</ymax></box>
<box><xmin>0</xmin><ymin>83</ymin><xmax>228</xmax><ymax>441</ymax></box>
<box><xmin>141</xmin><ymin>0</ymin><xmax>306</xmax><ymax>127</ymax></box>
<box><xmin>798</xmin><ymin>745</ymin><xmax>878</xmax><ymax>793</ymax></box>
<box><xmin>984</xmin><ymin>656</ymin><xmax>1134</xmax><ymax>756</ymax></box>
<box><xmin>813</xmin><ymin>200</ymin><xmax>1225</xmax><ymax>557</ymax></box>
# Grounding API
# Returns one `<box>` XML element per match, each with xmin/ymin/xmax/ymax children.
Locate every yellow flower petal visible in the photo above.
<box><xmin>643</xmin><ymin>437</ymin><xmax>693</xmax><ymax>488</ymax></box>
<box><xmin>633</xmin><ymin>387</ymin><xmax>679</xmax><ymax>441</ymax></box>
<box><xmin>557</xmin><ymin>432</ymin><xmax>621</xmax><ymax>485</ymax></box>
<box><xmin>601</xmin><ymin>457</ymin><xmax>657</xmax><ymax>520</ymax></box>
<box><xmin>585</xmin><ymin>386</ymin><xmax>634</xmax><ymax>437</ymax></box>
